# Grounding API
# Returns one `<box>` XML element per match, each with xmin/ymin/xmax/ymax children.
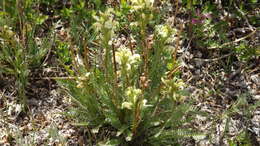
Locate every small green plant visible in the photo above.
<box><xmin>58</xmin><ymin>1</ymin><xmax>198</xmax><ymax>145</ymax></box>
<box><xmin>234</xmin><ymin>41</ymin><xmax>260</xmax><ymax>62</ymax></box>
<box><xmin>56</xmin><ymin>41</ymin><xmax>72</xmax><ymax>65</ymax></box>
<box><xmin>191</xmin><ymin>9</ymin><xmax>230</xmax><ymax>50</ymax></box>
<box><xmin>188</xmin><ymin>1</ymin><xmax>259</xmax><ymax>62</ymax></box>
<box><xmin>48</xmin><ymin>123</ymin><xmax>66</xmax><ymax>145</ymax></box>
<box><xmin>0</xmin><ymin>25</ymin><xmax>29</xmax><ymax>108</ymax></box>
<box><xmin>0</xmin><ymin>0</ymin><xmax>50</xmax><ymax>109</ymax></box>
<box><xmin>228</xmin><ymin>130</ymin><xmax>252</xmax><ymax>146</ymax></box>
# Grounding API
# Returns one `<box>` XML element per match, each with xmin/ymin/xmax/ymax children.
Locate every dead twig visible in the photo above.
<box><xmin>228</xmin><ymin>63</ymin><xmax>255</xmax><ymax>81</ymax></box>
<box><xmin>208</xmin><ymin>29</ymin><xmax>256</xmax><ymax>49</ymax></box>
<box><xmin>208</xmin><ymin>2</ymin><xmax>256</xmax><ymax>50</ymax></box>
<box><xmin>193</xmin><ymin>52</ymin><xmax>234</xmax><ymax>62</ymax></box>
<box><xmin>33</xmin><ymin>76</ymin><xmax>77</xmax><ymax>80</ymax></box>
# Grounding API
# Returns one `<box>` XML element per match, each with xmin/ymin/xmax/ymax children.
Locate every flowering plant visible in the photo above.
<box><xmin>58</xmin><ymin>2</ymin><xmax>196</xmax><ymax>145</ymax></box>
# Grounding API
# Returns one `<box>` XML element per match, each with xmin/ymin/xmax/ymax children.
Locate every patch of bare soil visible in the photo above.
<box><xmin>181</xmin><ymin>48</ymin><xmax>259</xmax><ymax>145</ymax></box>
<box><xmin>0</xmin><ymin>76</ymin><xmax>82</xmax><ymax>145</ymax></box>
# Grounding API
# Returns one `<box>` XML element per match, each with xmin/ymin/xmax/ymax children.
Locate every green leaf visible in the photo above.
<box><xmin>98</xmin><ymin>139</ymin><xmax>121</xmax><ymax>146</ymax></box>
<box><xmin>116</xmin><ymin>125</ymin><xmax>129</xmax><ymax>137</ymax></box>
<box><xmin>250</xmin><ymin>0</ymin><xmax>257</xmax><ymax>3</ymax></box>
<box><xmin>35</xmin><ymin>14</ymin><xmax>48</xmax><ymax>25</ymax></box>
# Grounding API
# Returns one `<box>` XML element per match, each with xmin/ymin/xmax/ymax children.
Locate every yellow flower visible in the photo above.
<box><xmin>126</xmin><ymin>87</ymin><xmax>142</xmax><ymax>103</ymax></box>
<box><xmin>121</xmin><ymin>102</ymin><xmax>133</xmax><ymax>110</ymax></box>
<box><xmin>129</xmin><ymin>54</ymin><xmax>141</xmax><ymax>64</ymax></box>
<box><xmin>76</xmin><ymin>81</ymin><xmax>84</xmax><ymax>88</ymax></box>
<box><xmin>156</xmin><ymin>25</ymin><xmax>169</xmax><ymax>38</ymax></box>
<box><xmin>115</xmin><ymin>46</ymin><xmax>132</xmax><ymax>65</ymax></box>
<box><xmin>115</xmin><ymin>46</ymin><xmax>141</xmax><ymax>71</ymax></box>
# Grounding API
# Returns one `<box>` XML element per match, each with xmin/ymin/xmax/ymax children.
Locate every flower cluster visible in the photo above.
<box><xmin>129</xmin><ymin>0</ymin><xmax>154</xmax><ymax>10</ymax></box>
<box><xmin>155</xmin><ymin>25</ymin><xmax>170</xmax><ymax>38</ymax></box>
<box><xmin>92</xmin><ymin>8</ymin><xmax>119</xmax><ymax>39</ymax></box>
<box><xmin>115</xmin><ymin>46</ymin><xmax>141</xmax><ymax>72</ymax></box>
<box><xmin>76</xmin><ymin>72</ymin><xmax>91</xmax><ymax>88</ymax></box>
<box><xmin>121</xmin><ymin>86</ymin><xmax>149</xmax><ymax>110</ymax></box>
<box><xmin>161</xmin><ymin>77</ymin><xmax>186</xmax><ymax>102</ymax></box>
